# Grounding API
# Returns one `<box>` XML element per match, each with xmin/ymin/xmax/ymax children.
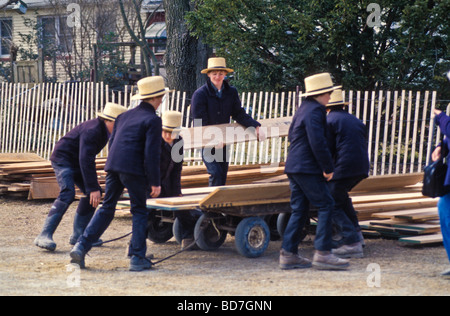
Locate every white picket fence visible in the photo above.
<box><xmin>0</xmin><ymin>81</ymin><xmax>443</xmax><ymax>176</ymax></box>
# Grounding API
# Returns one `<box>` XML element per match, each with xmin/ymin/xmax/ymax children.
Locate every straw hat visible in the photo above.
<box><xmin>131</xmin><ymin>76</ymin><xmax>169</xmax><ymax>101</ymax></box>
<box><xmin>326</xmin><ymin>89</ymin><xmax>349</xmax><ymax>107</ymax></box>
<box><xmin>97</xmin><ymin>102</ymin><xmax>128</xmax><ymax>121</ymax></box>
<box><xmin>201</xmin><ymin>57</ymin><xmax>234</xmax><ymax>74</ymax></box>
<box><xmin>303</xmin><ymin>73</ymin><xmax>342</xmax><ymax>97</ymax></box>
<box><xmin>162</xmin><ymin>111</ymin><xmax>182</xmax><ymax>133</ymax></box>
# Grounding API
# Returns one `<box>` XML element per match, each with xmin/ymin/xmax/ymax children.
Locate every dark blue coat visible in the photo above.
<box><xmin>434</xmin><ymin>112</ymin><xmax>450</xmax><ymax>186</ymax></box>
<box><xmin>191</xmin><ymin>79</ymin><xmax>261</xmax><ymax>128</ymax></box>
<box><xmin>285</xmin><ymin>98</ymin><xmax>334</xmax><ymax>175</ymax></box>
<box><xmin>105</xmin><ymin>102</ymin><xmax>162</xmax><ymax>187</ymax></box>
<box><xmin>326</xmin><ymin>109</ymin><xmax>370</xmax><ymax>180</ymax></box>
<box><xmin>50</xmin><ymin>118</ymin><xmax>108</xmax><ymax>194</ymax></box>
<box><xmin>160</xmin><ymin>137</ymin><xmax>183</xmax><ymax>198</ymax></box>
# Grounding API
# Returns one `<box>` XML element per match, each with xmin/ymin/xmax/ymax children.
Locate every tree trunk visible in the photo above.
<box><xmin>163</xmin><ymin>0</ymin><xmax>210</xmax><ymax>99</ymax></box>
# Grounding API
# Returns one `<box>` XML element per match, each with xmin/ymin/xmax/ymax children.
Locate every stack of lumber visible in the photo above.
<box><xmin>0</xmin><ymin>154</ymin><xmax>285</xmax><ymax>199</ymax></box>
<box><xmin>350</xmin><ymin>175</ymin><xmax>443</xmax><ymax>245</ymax></box>
<box><xmin>0</xmin><ymin>153</ymin><xmax>48</xmax><ymax>198</ymax></box>
<box><xmin>360</xmin><ymin>207</ymin><xmax>442</xmax><ymax>245</ymax></box>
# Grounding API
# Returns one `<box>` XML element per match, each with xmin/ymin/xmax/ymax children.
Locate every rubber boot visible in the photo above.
<box><xmin>70</xmin><ymin>242</ymin><xmax>87</xmax><ymax>269</ymax></box>
<box><xmin>69</xmin><ymin>213</ymin><xmax>93</xmax><ymax>245</ymax></box>
<box><xmin>69</xmin><ymin>198</ymin><xmax>103</xmax><ymax>246</ymax></box>
<box><xmin>34</xmin><ymin>200</ymin><xmax>68</xmax><ymax>251</ymax></box>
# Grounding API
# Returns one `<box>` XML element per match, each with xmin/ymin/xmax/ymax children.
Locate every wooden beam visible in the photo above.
<box><xmin>180</xmin><ymin>117</ymin><xmax>292</xmax><ymax>150</ymax></box>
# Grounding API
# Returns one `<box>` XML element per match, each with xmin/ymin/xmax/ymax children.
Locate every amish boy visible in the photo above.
<box><xmin>325</xmin><ymin>89</ymin><xmax>368</xmax><ymax>257</ymax></box>
<box><xmin>191</xmin><ymin>57</ymin><xmax>264</xmax><ymax>186</ymax></box>
<box><xmin>34</xmin><ymin>103</ymin><xmax>127</xmax><ymax>252</ymax></box>
<box><xmin>70</xmin><ymin>76</ymin><xmax>167</xmax><ymax>271</ymax></box>
<box><xmin>280</xmin><ymin>73</ymin><xmax>350</xmax><ymax>270</ymax></box>
<box><xmin>159</xmin><ymin>111</ymin><xmax>196</xmax><ymax>249</ymax></box>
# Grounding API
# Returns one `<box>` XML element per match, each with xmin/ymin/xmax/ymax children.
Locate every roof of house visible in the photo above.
<box><xmin>5</xmin><ymin>0</ymin><xmax>163</xmax><ymax>11</ymax></box>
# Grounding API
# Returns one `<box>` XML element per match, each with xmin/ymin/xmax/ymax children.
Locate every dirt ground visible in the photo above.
<box><xmin>0</xmin><ymin>197</ymin><xmax>449</xmax><ymax>297</ymax></box>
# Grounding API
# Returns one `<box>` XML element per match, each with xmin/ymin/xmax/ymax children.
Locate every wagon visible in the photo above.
<box><xmin>117</xmin><ymin>173</ymin><xmax>427</xmax><ymax>258</ymax></box>
<box><xmin>138</xmin><ymin>183</ymin><xmax>292</xmax><ymax>258</ymax></box>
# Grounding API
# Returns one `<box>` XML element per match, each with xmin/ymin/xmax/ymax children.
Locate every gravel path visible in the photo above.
<box><xmin>0</xmin><ymin>198</ymin><xmax>449</xmax><ymax>296</ymax></box>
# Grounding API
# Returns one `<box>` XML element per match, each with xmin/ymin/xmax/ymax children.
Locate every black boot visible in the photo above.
<box><xmin>69</xmin><ymin>213</ymin><xmax>93</xmax><ymax>246</ymax></box>
<box><xmin>69</xmin><ymin>214</ymin><xmax>104</xmax><ymax>247</ymax></box>
<box><xmin>34</xmin><ymin>207</ymin><xmax>67</xmax><ymax>251</ymax></box>
<box><xmin>70</xmin><ymin>242</ymin><xmax>87</xmax><ymax>269</ymax></box>
<box><xmin>69</xmin><ymin>198</ymin><xmax>103</xmax><ymax>246</ymax></box>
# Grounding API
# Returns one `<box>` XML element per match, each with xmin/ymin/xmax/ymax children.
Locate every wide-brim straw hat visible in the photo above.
<box><xmin>132</xmin><ymin>76</ymin><xmax>169</xmax><ymax>101</ymax></box>
<box><xmin>97</xmin><ymin>102</ymin><xmax>128</xmax><ymax>121</ymax></box>
<box><xmin>201</xmin><ymin>57</ymin><xmax>234</xmax><ymax>74</ymax></box>
<box><xmin>326</xmin><ymin>89</ymin><xmax>349</xmax><ymax>107</ymax></box>
<box><xmin>303</xmin><ymin>73</ymin><xmax>342</xmax><ymax>97</ymax></box>
<box><xmin>162</xmin><ymin>111</ymin><xmax>183</xmax><ymax>133</ymax></box>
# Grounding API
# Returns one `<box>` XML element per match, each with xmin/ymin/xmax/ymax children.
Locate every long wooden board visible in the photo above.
<box><xmin>352</xmin><ymin>173</ymin><xmax>424</xmax><ymax>192</ymax></box>
<box><xmin>180</xmin><ymin>117</ymin><xmax>292</xmax><ymax>150</ymax></box>
<box><xmin>351</xmin><ymin>191</ymin><xmax>424</xmax><ymax>204</ymax></box>
<box><xmin>371</xmin><ymin>208</ymin><xmax>438</xmax><ymax>219</ymax></box>
<box><xmin>199</xmin><ymin>183</ymin><xmax>291</xmax><ymax>209</ymax></box>
<box><xmin>395</xmin><ymin>210</ymin><xmax>439</xmax><ymax>222</ymax></box>
<box><xmin>0</xmin><ymin>153</ymin><xmax>45</xmax><ymax>163</ymax></box>
<box><xmin>154</xmin><ymin>194</ymin><xmax>208</xmax><ymax>206</ymax></box>
<box><xmin>399</xmin><ymin>234</ymin><xmax>443</xmax><ymax>245</ymax></box>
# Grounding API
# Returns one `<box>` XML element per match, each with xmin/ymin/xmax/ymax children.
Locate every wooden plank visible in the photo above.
<box><xmin>0</xmin><ymin>153</ymin><xmax>45</xmax><ymax>164</ymax></box>
<box><xmin>199</xmin><ymin>183</ymin><xmax>291</xmax><ymax>208</ymax></box>
<box><xmin>28</xmin><ymin>180</ymin><xmax>60</xmax><ymax>200</ymax></box>
<box><xmin>352</xmin><ymin>173</ymin><xmax>423</xmax><ymax>192</ymax></box>
<box><xmin>180</xmin><ymin>117</ymin><xmax>292</xmax><ymax>150</ymax></box>
<box><xmin>154</xmin><ymin>194</ymin><xmax>208</xmax><ymax>206</ymax></box>
<box><xmin>399</xmin><ymin>234</ymin><xmax>443</xmax><ymax>245</ymax></box>
<box><xmin>369</xmin><ymin>220</ymin><xmax>440</xmax><ymax>233</ymax></box>
<box><xmin>352</xmin><ymin>191</ymin><xmax>424</xmax><ymax>204</ymax></box>
<box><xmin>394</xmin><ymin>210</ymin><xmax>439</xmax><ymax>222</ymax></box>
<box><xmin>371</xmin><ymin>208</ymin><xmax>438</xmax><ymax>219</ymax></box>
<box><xmin>117</xmin><ymin>199</ymin><xmax>200</xmax><ymax>211</ymax></box>
<box><xmin>355</xmin><ymin>198</ymin><xmax>437</xmax><ymax>213</ymax></box>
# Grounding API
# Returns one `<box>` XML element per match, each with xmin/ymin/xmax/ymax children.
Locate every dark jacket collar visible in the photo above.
<box><xmin>139</xmin><ymin>101</ymin><xmax>158</xmax><ymax>113</ymax></box>
<box><xmin>97</xmin><ymin>117</ymin><xmax>110</xmax><ymax>138</ymax></box>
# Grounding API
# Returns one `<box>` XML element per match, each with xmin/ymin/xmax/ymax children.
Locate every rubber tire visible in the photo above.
<box><xmin>235</xmin><ymin>217</ymin><xmax>270</xmax><ymax>258</ymax></box>
<box><xmin>172</xmin><ymin>217</ymin><xmax>182</xmax><ymax>245</ymax></box>
<box><xmin>276</xmin><ymin>212</ymin><xmax>291</xmax><ymax>238</ymax></box>
<box><xmin>194</xmin><ymin>214</ymin><xmax>227</xmax><ymax>251</ymax></box>
<box><xmin>264</xmin><ymin>214</ymin><xmax>281</xmax><ymax>241</ymax></box>
<box><xmin>147</xmin><ymin>216</ymin><xmax>173</xmax><ymax>244</ymax></box>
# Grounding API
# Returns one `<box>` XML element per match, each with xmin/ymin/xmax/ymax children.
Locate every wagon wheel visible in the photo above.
<box><xmin>235</xmin><ymin>217</ymin><xmax>270</xmax><ymax>258</ymax></box>
<box><xmin>264</xmin><ymin>214</ymin><xmax>281</xmax><ymax>241</ymax></box>
<box><xmin>147</xmin><ymin>213</ymin><xmax>173</xmax><ymax>244</ymax></box>
<box><xmin>172</xmin><ymin>217</ymin><xmax>182</xmax><ymax>245</ymax></box>
<box><xmin>194</xmin><ymin>213</ymin><xmax>228</xmax><ymax>251</ymax></box>
<box><xmin>276</xmin><ymin>213</ymin><xmax>311</xmax><ymax>242</ymax></box>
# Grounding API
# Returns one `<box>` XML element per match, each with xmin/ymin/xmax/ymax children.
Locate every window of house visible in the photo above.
<box><xmin>0</xmin><ymin>18</ymin><xmax>13</xmax><ymax>57</ymax></box>
<box><xmin>39</xmin><ymin>16</ymin><xmax>73</xmax><ymax>54</ymax></box>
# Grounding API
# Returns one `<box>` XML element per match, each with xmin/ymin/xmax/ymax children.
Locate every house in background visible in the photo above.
<box><xmin>0</xmin><ymin>0</ymin><xmax>167</xmax><ymax>84</ymax></box>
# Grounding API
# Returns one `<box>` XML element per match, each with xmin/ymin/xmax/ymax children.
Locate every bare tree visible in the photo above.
<box><xmin>118</xmin><ymin>0</ymin><xmax>159</xmax><ymax>76</ymax></box>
